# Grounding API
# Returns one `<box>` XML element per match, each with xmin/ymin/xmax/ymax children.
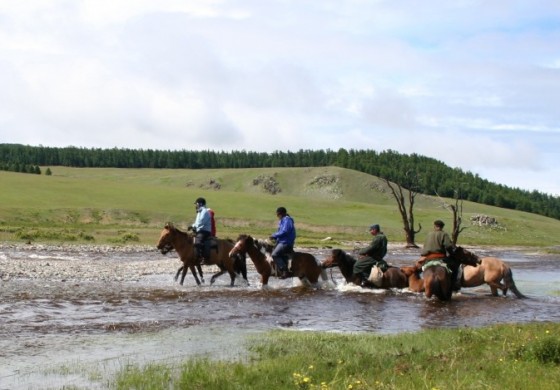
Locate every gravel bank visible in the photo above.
<box><xmin>0</xmin><ymin>243</ymin><xmax>187</xmax><ymax>282</ymax></box>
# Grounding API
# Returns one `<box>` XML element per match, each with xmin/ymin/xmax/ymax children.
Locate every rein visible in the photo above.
<box><xmin>328</xmin><ymin>267</ymin><xmax>337</xmax><ymax>285</ymax></box>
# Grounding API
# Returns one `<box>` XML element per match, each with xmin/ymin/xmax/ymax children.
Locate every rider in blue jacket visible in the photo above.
<box><xmin>270</xmin><ymin>206</ymin><xmax>296</xmax><ymax>279</ymax></box>
<box><xmin>189</xmin><ymin>197</ymin><xmax>212</xmax><ymax>264</ymax></box>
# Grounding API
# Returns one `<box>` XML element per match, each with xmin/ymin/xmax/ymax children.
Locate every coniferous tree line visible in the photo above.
<box><xmin>1</xmin><ymin>143</ymin><xmax>558</xmax><ymax>220</ymax></box>
<box><xmin>0</xmin><ymin>161</ymin><xmax>41</xmax><ymax>175</ymax></box>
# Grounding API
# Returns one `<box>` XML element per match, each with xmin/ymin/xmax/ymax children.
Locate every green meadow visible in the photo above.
<box><xmin>1</xmin><ymin>166</ymin><xmax>559</xmax><ymax>248</ymax></box>
<box><xmin>114</xmin><ymin>322</ymin><xmax>560</xmax><ymax>390</ymax></box>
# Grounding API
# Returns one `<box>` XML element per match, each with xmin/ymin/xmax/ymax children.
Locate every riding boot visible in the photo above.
<box><xmin>279</xmin><ymin>268</ymin><xmax>290</xmax><ymax>279</ymax></box>
<box><xmin>196</xmin><ymin>247</ymin><xmax>208</xmax><ymax>265</ymax></box>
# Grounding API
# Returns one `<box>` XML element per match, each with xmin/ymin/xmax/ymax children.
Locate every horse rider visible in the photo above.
<box><xmin>352</xmin><ymin>224</ymin><xmax>388</xmax><ymax>286</ymax></box>
<box><xmin>417</xmin><ymin>219</ymin><xmax>460</xmax><ymax>290</ymax></box>
<box><xmin>269</xmin><ymin>206</ymin><xmax>296</xmax><ymax>279</ymax></box>
<box><xmin>188</xmin><ymin>197</ymin><xmax>212</xmax><ymax>265</ymax></box>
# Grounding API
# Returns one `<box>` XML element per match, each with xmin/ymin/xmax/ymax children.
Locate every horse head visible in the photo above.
<box><xmin>157</xmin><ymin>222</ymin><xmax>176</xmax><ymax>254</ymax></box>
<box><xmin>229</xmin><ymin>234</ymin><xmax>252</xmax><ymax>257</ymax></box>
<box><xmin>321</xmin><ymin>249</ymin><xmax>345</xmax><ymax>268</ymax></box>
<box><xmin>400</xmin><ymin>265</ymin><xmax>420</xmax><ymax>277</ymax></box>
<box><xmin>452</xmin><ymin>246</ymin><xmax>481</xmax><ymax>267</ymax></box>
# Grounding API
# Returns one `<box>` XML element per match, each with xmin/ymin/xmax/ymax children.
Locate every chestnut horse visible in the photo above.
<box><xmin>228</xmin><ymin>234</ymin><xmax>272</xmax><ymax>286</ymax></box>
<box><xmin>321</xmin><ymin>249</ymin><xmax>407</xmax><ymax>289</ymax></box>
<box><xmin>462</xmin><ymin>257</ymin><xmax>526</xmax><ymax>298</ymax></box>
<box><xmin>400</xmin><ymin>266</ymin><xmax>425</xmax><ymax>293</ymax></box>
<box><xmin>156</xmin><ymin>223</ymin><xmax>247</xmax><ymax>286</ymax></box>
<box><xmin>229</xmin><ymin>235</ymin><xmax>328</xmax><ymax>287</ymax></box>
<box><xmin>420</xmin><ymin>246</ymin><xmax>481</xmax><ymax>301</ymax></box>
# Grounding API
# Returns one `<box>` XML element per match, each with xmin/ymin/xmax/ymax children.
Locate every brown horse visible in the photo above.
<box><xmin>229</xmin><ymin>235</ymin><xmax>328</xmax><ymax>287</ymax></box>
<box><xmin>156</xmin><ymin>223</ymin><xmax>247</xmax><ymax>286</ymax></box>
<box><xmin>228</xmin><ymin>234</ymin><xmax>272</xmax><ymax>286</ymax></box>
<box><xmin>462</xmin><ymin>257</ymin><xmax>526</xmax><ymax>298</ymax></box>
<box><xmin>400</xmin><ymin>266</ymin><xmax>425</xmax><ymax>293</ymax></box>
<box><xmin>321</xmin><ymin>249</ymin><xmax>407</xmax><ymax>289</ymax></box>
<box><xmin>420</xmin><ymin>246</ymin><xmax>481</xmax><ymax>301</ymax></box>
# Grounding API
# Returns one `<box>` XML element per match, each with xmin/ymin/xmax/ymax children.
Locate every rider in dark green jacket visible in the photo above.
<box><xmin>418</xmin><ymin>220</ymin><xmax>459</xmax><ymax>290</ymax></box>
<box><xmin>352</xmin><ymin>224</ymin><xmax>388</xmax><ymax>286</ymax></box>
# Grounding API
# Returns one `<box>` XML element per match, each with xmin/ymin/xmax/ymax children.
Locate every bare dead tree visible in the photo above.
<box><xmin>384</xmin><ymin>171</ymin><xmax>422</xmax><ymax>248</ymax></box>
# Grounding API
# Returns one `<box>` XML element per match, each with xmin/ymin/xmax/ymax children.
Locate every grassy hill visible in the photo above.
<box><xmin>1</xmin><ymin>166</ymin><xmax>559</xmax><ymax>248</ymax></box>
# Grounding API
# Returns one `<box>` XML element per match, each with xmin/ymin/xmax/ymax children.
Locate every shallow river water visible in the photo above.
<box><xmin>1</xmin><ymin>246</ymin><xmax>559</xmax><ymax>389</ymax></box>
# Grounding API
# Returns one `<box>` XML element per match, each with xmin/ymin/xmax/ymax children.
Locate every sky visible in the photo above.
<box><xmin>1</xmin><ymin>1</ymin><xmax>560</xmax><ymax>195</ymax></box>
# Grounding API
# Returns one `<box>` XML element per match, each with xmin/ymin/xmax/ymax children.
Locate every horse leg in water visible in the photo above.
<box><xmin>210</xmin><ymin>265</ymin><xmax>238</xmax><ymax>286</ymax></box>
<box><xmin>175</xmin><ymin>264</ymin><xmax>202</xmax><ymax>286</ymax></box>
<box><xmin>196</xmin><ymin>264</ymin><xmax>205</xmax><ymax>283</ymax></box>
<box><xmin>233</xmin><ymin>254</ymin><xmax>249</xmax><ymax>285</ymax></box>
<box><xmin>208</xmin><ymin>254</ymin><xmax>239</xmax><ymax>287</ymax></box>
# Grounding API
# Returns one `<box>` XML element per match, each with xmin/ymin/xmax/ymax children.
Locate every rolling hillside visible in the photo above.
<box><xmin>1</xmin><ymin>166</ymin><xmax>559</xmax><ymax>248</ymax></box>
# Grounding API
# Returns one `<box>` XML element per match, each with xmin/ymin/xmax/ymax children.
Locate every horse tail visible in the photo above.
<box><xmin>504</xmin><ymin>267</ymin><xmax>527</xmax><ymax>299</ymax></box>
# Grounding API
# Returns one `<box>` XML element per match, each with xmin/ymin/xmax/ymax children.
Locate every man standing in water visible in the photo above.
<box><xmin>270</xmin><ymin>206</ymin><xmax>296</xmax><ymax>279</ymax></box>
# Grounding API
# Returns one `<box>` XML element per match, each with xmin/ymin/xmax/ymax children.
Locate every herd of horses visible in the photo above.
<box><xmin>156</xmin><ymin>223</ymin><xmax>527</xmax><ymax>302</ymax></box>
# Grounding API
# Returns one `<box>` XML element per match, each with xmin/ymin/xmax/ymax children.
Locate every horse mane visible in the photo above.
<box><xmin>254</xmin><ymin>237</ymin><xmax>273</xmax><ymax>253</ymax></box>
<box><xmin>164</xmin><ymin>222</ymin><xmax>189</xmax><ymax>238</ymax></box>
<box><xmin>236</xmin><ymin>234</ymin><xmax>250</xmax><ymax>242</ymax></box>
<box><xmin>452</xmin><ymin>246</ymin><xmax>480</xmax><ymax>266</ymax></box>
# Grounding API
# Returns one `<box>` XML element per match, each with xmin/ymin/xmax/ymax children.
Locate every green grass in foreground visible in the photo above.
<box><xmin>114</xmin><ymin>322</ymin><xmax>560</xmax><ymax>390</ymax></box>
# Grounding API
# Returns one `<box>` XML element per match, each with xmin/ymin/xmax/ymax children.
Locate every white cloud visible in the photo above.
<box><xmin>1</xmin><ymin>0</ymin><xmax>560</xmax><ymax>195</ymax></box>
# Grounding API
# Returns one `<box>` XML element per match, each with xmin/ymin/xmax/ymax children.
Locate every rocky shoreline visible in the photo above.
<box><xmin>0</xmin><ymin>241</ymin><xmax>548</xmax><ymax>283</ymax></box>
<box><xmin>0</xmin><ymin>243</ymin><xmax>186</xmax><ymax>282</ymax></box>
<box><xmin>0</xmin><ymin>242</ymin><xmax>341</xmax><ymax>283</ymax></box>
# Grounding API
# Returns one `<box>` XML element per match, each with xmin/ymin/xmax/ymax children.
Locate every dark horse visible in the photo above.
<box><xmin>156</xmin><ymin>222</ymin><xmax>247</xmax><ymax>286</ymax></box>
<box><xmin>419</xmin><ymin>246</ymin><xmax>481</xmax><ymax>301</ymax></box>
<box><xmin>321</xmin><ymin>249</ymin><xmax>407</xmax><ymax>289</ymax></box>
<box><xmin>229</xmin><ymin>234</ymin><xmax>328</xmax><ymax>287</ymax></box>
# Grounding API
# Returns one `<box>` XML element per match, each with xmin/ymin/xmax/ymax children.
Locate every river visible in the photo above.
<box><xmin>0</xmin><ymin>245</ymin><xmax>558</xmax><ymax>389</ymax></box>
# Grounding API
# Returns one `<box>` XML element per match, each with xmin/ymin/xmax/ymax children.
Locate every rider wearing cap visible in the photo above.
<box><xmin>189</xmin><ymin>197</ymin><xmax>212</xmax><ymax>265</ymax></box>
<box><xmin>270</xmin><ymin>206</ymin><xmax>296</xmax><ymax>279</ymax></box>
<box><xmin>352</xmin><ymin>224</ymin><xmax>388</xmax><ymax>286</ymax></box>
<box><xmin>418</xmin><ymin>219</ymin><xmax>459</xmax><ymax>290</ymax></box>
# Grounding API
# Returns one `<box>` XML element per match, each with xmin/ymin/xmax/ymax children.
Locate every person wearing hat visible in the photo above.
<box><xmin>188</xmin><ymin>197</ymin><xmax>212</xmax><ymax>265</ymax></box>
<box><xmin>352</xmin><ymin>224</ymin><xmax>388</xmax><ymax>286</ymax></box>
<box><xmin>418</xmin><ymin>219</ymin><xmax>460</xmax><ymax>290</ymax></box>
<box><xmin>269</xmin><ymin>206</ymin><xmax>296</xmax><ymax>279</ymax></box>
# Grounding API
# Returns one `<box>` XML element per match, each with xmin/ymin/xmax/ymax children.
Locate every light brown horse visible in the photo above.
<box><xmin>400</xmin><ymin>266</ymin><xmax>425</xmax><ymax>293</ymax></box>
<box><xmin>420</xmin><ymin>246</ymin><xmax>481</xmax><ymax>301</ymax></box>
<box><xmin>321</xmin><ymin>249</ymin><xmax>408</xmax><ymax>289</ymax></box>
<box><xmin>229</xmin><ymin>235</ymin><xmax>328</xmax><ymax>287</ymax></box>
<box><xmin>462</xmin><ymin>257</ymin><xmax>526</xmax><ymax>298</ymax></box>
<box><xmin>156</xmin><ymin>223</ymin><xmax>247</xmax><ymax>286</ymax></box>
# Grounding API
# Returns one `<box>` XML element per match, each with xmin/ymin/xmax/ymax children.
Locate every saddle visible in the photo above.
<box><xmin>203</xmin><ymin>236</ymin><xmax>219</xmax><ymax>256</ymax></box>
<box><xmin>422</xmin><ymin>259</ymin><xmax>450</xmax><ymax>273</ymax></box>
<box><xmin>423</xmin><ymin>260</ymin><xmax>463</xmax><ymax>290</ymax></box>
<box><xmin>367</xmin><ymin>265</ymin><xmax>384</xmax><ymax>287</ymax></box>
